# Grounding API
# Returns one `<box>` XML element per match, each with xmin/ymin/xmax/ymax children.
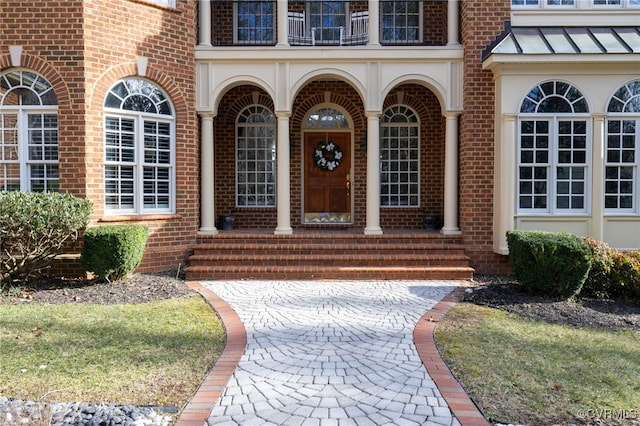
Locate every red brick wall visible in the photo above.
<box><xmin>460</xmin><ymin>0</ymin><xmax>511</xmax><ymax>274</ymax></box>
<box><xmin>0</xmin><ymin>1</ymin><xmax>86</xmax><ymax>198</ymax></box>
<box><xmin>83</xmin><ymin>0</ymin><xmax>199</xmax><ymax>273</ymax></box>
<box><xmin>1</xmin><ymin>0</ymin><xmax>199</xmax><ymax>274</ymax></box>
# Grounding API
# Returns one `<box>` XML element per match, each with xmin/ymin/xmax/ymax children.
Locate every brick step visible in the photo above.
<box><xmin>191</xmin><ymin>243</ymin><xmax>467</xmax><ymax>256</ymax></box>
<box><xmin>196</xmin><ymin>233</ymin><xmax>465</xmax><ymax>246</ymax></box>
<box><xmin>185</xmin><ymin>265</ymin><xmax>474</xmax><ymax>281</ymax></box>
<box><xmin>186</xmin><ymin>230</ymin><xmax>473</xmax><ymax>281</ymax></box>
<box><xmin>188</xmin><ymin>253</ymin><xmax>470</xmax><ymax>267</ymax></box>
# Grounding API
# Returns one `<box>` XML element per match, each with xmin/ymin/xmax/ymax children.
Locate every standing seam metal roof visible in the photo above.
<box><xmin>483</xmin><ymin>25</ymin><xmax>640</xmax><ymax>60</ymax></box>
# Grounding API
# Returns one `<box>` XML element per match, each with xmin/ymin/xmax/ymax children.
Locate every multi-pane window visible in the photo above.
<box><xmin>104</xmin><ymin>79</ymin><xmax>174</xmax><ymax>214</ymax></box>
<box><xmin>236</xmin><ymin>106</ymin><xmax>276</xmax><ymax>207</ymax></box>
<box><xmin>381</xmin><ymin>1</ymin><xmax>421</xmax><ymax>44</ymax></box>
<box><xmin>380</xmin><ymin>105</ymin><xmax>420</xmax><ymax>207</ymax></box>
<box><xmin>518</xmin><ymin>81</ymin><xmax>590</xmax><ymax>213</ymax></box>
<box><xmin>0</xmin><ymin>70</ymin><xmax>58</xmax><ymax>192</ymax></box>
<box><xmin>605</xmin><ymin>80</ymin><xmax>640</xmax><ymax>212</ymax></box>
<box><xmin>234</xmin><ymin>1</ymin><xmax>275</xmax><ymax>45</ymax></box>
<box><xmin>308</xmin><ymin>1</ymin><xmax>346</xmax><ymax>44</ymax></box>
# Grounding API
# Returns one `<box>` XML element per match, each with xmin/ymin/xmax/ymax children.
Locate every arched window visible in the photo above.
<box><xmin>306</xmin><ymin>107</ymin><xmax>349</xmax><ymax>128</ymax></box>
<box><xmin>0</xmin><ymin>70</ymin><xmax>58</xmax><ymax>192</ymax></box>
<box><xmin>236</xmin><ymin>105</ymin><xmax>276</xmax><ymax>207</ymax></box>
<box><xmin>380</xmin><ymin>105</ymin><xmax>420</xmax><ymax>207</ymax></box>
<box><xmin>605</xmin><ymin>80</ymin><xmax>640</xmax><ymax>212</ymax></box>
<box><xmin>104</xmin><ymin>78</ymin><xmax>174</xmax><ymax>214</ymax></box>
<box><xmin>517</xmin><ymin>81</ymin><xmax>590</xmax><ymax>213</ymax></box>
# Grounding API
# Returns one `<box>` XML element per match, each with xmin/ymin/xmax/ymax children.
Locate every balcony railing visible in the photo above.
<box><xmin>207</xmin><ymin>1</ymin><xmax>449</xmax><ymax>47</ymax></box>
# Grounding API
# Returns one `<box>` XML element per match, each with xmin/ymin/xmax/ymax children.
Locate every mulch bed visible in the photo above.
<box><xmin>467</xmin><ymin>275</ymin><xmax>640</xmax><ymax>332</ymax></box>
<box><xmin>2</xmin><ymin>273</ymin><xmax>639</xmax><ymax>332</ymax></box>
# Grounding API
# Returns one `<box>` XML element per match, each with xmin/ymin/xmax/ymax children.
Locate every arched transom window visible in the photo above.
<box><xmin>103</xmin><ymin>78</ymin><xmax>174</xmax><ymax>214</ymax></box>
<box><xmin>236</xmin><ymin>105</ymin><xmax>276</xmax><ymax>207</ymax></box>
<box><xmin>518</xmin><ymin>81</ymin><xmax>590</xmax><ymax>213</ymax></box>
<box><xmin>0</xmin><ymin>70</ymin><xmax>58</xmax><ymax>192</ymax></box>
<box><xmin>380</xmin><ymin>105</ymin><xmax>420</xmax><ymax>207</ymax></box>
<box><xmin>605</xmin><ymin>80</ymin><xmax>640</xmax><ymax>212</ymax></box>
<box><xmin>306</xmin><ymin>107</ymin><xmax>349</xmax><ymax>128</ymax></box>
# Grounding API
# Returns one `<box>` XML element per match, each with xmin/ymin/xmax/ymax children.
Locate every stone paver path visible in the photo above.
<box><xmin>201</xmin><ymin>280</ymin><xmax>461</xmax><ymax>426</ymax></box>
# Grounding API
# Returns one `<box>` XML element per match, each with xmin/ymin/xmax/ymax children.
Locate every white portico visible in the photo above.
<box><xmin>195</xmin><ymin>0</ymin><xmax>464</xmax><ymax>236</ymax></box>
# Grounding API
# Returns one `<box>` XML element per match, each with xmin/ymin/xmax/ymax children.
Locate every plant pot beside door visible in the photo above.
<box><xmin>218</xmin><ymin>215</ymin><xmax>235</xmax><ymax>230</ymax></box>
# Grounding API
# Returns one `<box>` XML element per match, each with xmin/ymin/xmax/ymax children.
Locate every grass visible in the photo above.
<box><xmin>435</xmin><ymin>303</ymin><xmax>640</xmax><ymax>425</ymax></box>
<box><xmin>0</xmin><ymin>295</ymin><xmax>225</xmax><ymax>407</ymax></box>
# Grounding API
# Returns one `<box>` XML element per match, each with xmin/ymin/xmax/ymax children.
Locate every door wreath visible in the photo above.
<box><xmin>314</xmin><ymin>141</ymin><xmax>343</xmax><ymax>171</ymax></box>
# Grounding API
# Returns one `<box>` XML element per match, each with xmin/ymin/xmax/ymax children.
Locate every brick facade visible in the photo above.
<box><xmin>2</xmin><ymin>0</ymin><xmax>525</xmax><ymax>276</ymax></box>
<box><xmin>460</xmin><ymin>0</ymin><xmax>511</xmax><ymax>274</ymax></box>
<box><xmin>1</xmin><ymin>0</ymin><xmax>199</xmax><ymax>273</ymax></box>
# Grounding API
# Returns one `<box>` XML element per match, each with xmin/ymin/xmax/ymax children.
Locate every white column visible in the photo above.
<box><xmin>198</xmin><ymin>0</ymin><xmax>212</xmax><ymax>47</ymax></box>
<box><xmin>494</xmin><ymin>114</ymin><xmax>517</xmax><ymax>254</ymax></box>
<box><xmin>368</xmin><ymin>0</ymin><xmax>380</xmax><ymax>46</ymax></box>
<box><xmin>442</xmin><ymin>113</ymin><xmax>461</xmax><ymax>235</ymax></box>
<box><xmin>591</xmin><ymin>113</ymin><xmax>606</xmax><ymax>241</ymax></box>
<box><xmin>365</xmin><ymin>112</ymin><xmax>383</xmax><ymax>235</ymax></box>
<box><xmin>276</xmin><ymin>0</ymin><xmax>289</xmax><ymax>46</ymax></box>
<box><xmin>199</xmin><ymin>114</ymin><xmax>217</xmax><ymax>234</ymax></box>
<box><xmin>275</xmin><ymin>112</ymin><xmax>293</xmax><ymax>235</ymax></box>
<box><xmin>447</xmin><ymin>0</ymin><xmax>460</xmax><ymax>46</ymax></box>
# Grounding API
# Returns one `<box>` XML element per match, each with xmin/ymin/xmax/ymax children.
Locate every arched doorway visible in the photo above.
<box><xmin>302</xmin><ymin>106</ymin><xmax>353</xmax><ymax>224</ymax></box>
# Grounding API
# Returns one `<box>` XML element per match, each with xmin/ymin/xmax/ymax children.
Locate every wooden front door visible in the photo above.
<box><xmin>304</xmin><ymin>132</ymin><xmax>351</xmax><ymax>223</ymax></box>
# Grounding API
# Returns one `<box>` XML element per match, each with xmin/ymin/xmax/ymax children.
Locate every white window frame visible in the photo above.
<box><xmin>380</xmin><ymin>1</ymin><xmax>423</xmax><ymax>44</ymax></box>
<box><xmin>380</xmin><ymin>104</ymin><xmax>421</xmax><ymax>208</ymax></box>
<box><xmin>235</xmin><ymin>105</ymin><xmax>277</xmax><ymax>208</ymax></box>
<box><xmin>0</xmin><ymin>70</ymin><xmax>58</xmax><ymax>192</ymax></box>
<box><xmin>604</xmin><ymin>80</ymin><xmax>640</xmax><ymax>214</ymax></box>
<box><xmin>517</xmin><ymin>80</ymin><xmax>592</xmax><ymax>215</ymax></box>
<box><xmin>307</xmin><ymin>1</ymin><xmax>348</xmax><ymax>44</ymax></box>
<box><xmin>604</xmin><ymin>117</ymin><xmax>638</xmax><ymax>213</ymax></box>
<box><xmin>103</xmin><ymin>79</ymin><xmax>175</xmax><ymax>215</ymax></box>
<box><xmin>233</xmin><ymin>0</ymin><xmax>276</xmax><ymax>45</ymax></box>
<box><xmin>517</xmin><ymin>116</ymin><xmax>591</xmax><ymax>214</ymax></box>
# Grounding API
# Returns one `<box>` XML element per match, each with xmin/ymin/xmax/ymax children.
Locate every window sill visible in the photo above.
<box><xmin>127</xmin><ymin>0</ymin><xmax>181</xmax><ymax>13</ymax></box>
<box><xmin>99</xmin><ymin>213</ymin><xmax>182</xmax><ymax>223</ymax></box>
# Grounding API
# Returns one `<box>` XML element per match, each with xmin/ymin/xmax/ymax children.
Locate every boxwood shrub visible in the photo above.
<box><xmin>0</xmin><ymin>191</ymin><xmax>92</xmax><ymax>286</ymax></box>
<box><xmin>81</xmin><ymin>224</ymin><xmax>149</xmax><ymax>282</ymax></box>
<box><xmin>507</xmin><ymin>230</ymin><xmax>592</xmax><ymax>299</ymax></box>
<box><xmin>582</xmin><ymin>237</ymin><xmax>617</xmax><ymax>299</ymax></box>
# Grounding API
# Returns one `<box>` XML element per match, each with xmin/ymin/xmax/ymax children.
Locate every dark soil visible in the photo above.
<box><xmin>2</xmin><ymin>272</ymin><xmax>639</xmax><ymax>332</ymax></box>
<box><xmin>0</xmin><ymin>270</ymin><xmax>194</xmax><ymax>305</ymax></box>
<box><xmin>467</xmin><ymin>275</ymin><xmax>640</xmax><ymax>332</ymax></box>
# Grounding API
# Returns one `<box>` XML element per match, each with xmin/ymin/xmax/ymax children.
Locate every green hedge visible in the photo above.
<box><xmin>0</xmin><ymin>191</ymin><xmax>92</xmax><ymax>286</ymax></box>
<box><xmin>81</xmin><ymin>225</ymin><xmax>149</xmax><ymax>282</ymax></box>
<box><xmin>507</xmin><ymin>230</ymin><xmax>591</xmax><ymax>299</ymax></box>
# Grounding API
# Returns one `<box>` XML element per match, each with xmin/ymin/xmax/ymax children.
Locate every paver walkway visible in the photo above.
<box><xmin>181</xmin><ymin>280</ymin><xmax>483</xmax><ymax>426</ymax></box>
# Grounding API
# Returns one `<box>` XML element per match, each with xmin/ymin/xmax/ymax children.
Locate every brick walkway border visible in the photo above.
<box><xmin>176</xmin><ymin>282</ymin><xmax>488</xmax><ymax>426</ymax></box>
<box><xmin>414</xmin><ymin>288</ymin><xmax>489</xmax><ymax>426</ymax></box>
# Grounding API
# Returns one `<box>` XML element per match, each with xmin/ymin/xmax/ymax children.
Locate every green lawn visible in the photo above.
<box><xmin>435</xmin><ymin>303</ymin><xmax>640</xmax><ymax>425</ymax></box>
<box><xmin>0</xmin><ymin>295</ymin><xmax>225</xmax><ymax>407</ymax></box>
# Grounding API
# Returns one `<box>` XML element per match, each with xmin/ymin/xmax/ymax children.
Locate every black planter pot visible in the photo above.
<box><xmin>218</xmin><ymin>215</ymin><xmax>235</xmax><ymax>230</ymax></box>
<box><xmin>423</xmin><ymin>215</ymin><xmax>442</xmax><ymax>230</ymax></box>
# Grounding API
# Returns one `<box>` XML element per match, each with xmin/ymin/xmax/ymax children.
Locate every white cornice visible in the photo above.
<box><xmin>483</xmin><ymin>53</ymin><xmax>639</xmax><ymax>72</ymax></box>
<box><xmin>511</xmin><ymin>9</ymin><xmax>640</xmax><ymax>27</ymax></box>
<box><xmin>194</xmin><ymin>46</ymin><xmax>464</xmax><ymax>63</ymax></box>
